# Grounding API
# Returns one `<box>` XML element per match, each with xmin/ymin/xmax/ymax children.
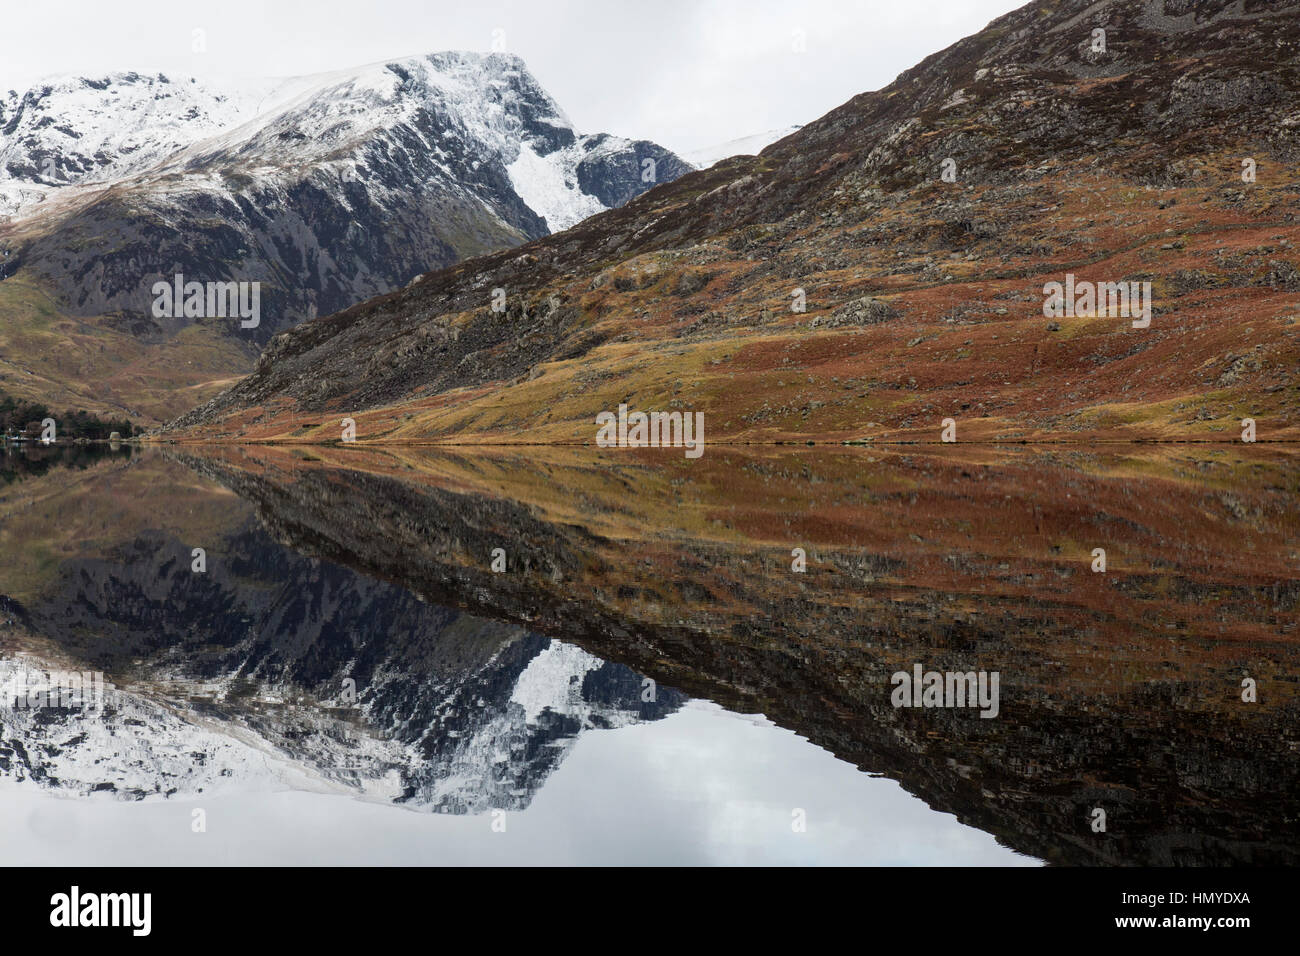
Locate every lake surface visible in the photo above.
<box><xmin>1</xmin><ymin>441</ymin><xmax>1297</xmax><ymax>865</ymax></box>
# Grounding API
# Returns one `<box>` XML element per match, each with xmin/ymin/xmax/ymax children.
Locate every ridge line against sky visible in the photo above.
<box><xmin>0</xmin><ymin>0</ymin><xmax>1024</xmax><ymax>156</ymax></box>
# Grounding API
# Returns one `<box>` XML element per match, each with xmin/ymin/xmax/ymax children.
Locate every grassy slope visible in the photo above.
<box><xmin>0</xmin><ymin>450</ymin><xmax>247</xmax><ymax>604</ymax></box>
<box><xmin>169</xmin><ymin>158</ymin><xmax>1300</xmax><ymax>445</ymax></box>
<box><xmin>0</xmin><ymin>273</ymin><xmax>256</xmax><ymax>424</ymax></box>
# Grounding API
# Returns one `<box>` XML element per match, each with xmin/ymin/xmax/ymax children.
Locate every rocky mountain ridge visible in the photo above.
<box><xmin>0</xmin><ymin>53</ymin><xmax>689</xmax><ymax>423</ymax></box>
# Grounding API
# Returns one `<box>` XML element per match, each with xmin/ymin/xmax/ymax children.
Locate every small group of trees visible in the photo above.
<box><xmin>0</xmin><ymin>391</ymin><xmax>140</xmax><ymax>440</ymax></box>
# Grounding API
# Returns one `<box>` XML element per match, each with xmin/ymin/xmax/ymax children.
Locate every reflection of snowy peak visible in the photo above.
<box><xmin>0</xmin><ymin>53</ymin><xmax>692</xmax><ymax>336</ymax></box>
<box><xmin>0</xmin><ymin>635</ymin><xmax>684</xmax><ymax>814</ymax></box>
<box><xmin>511</xmin><ymin>641</ymin><xmax>612</xmax><ymax>723</ymax></box>
<box><xmin>397</xmin><ymin>640</ymin><xmax>665</xmax><ymax>813</ymax></box>
<box><xmin>0</xmin><ymin>655</ymin><xmax>292</xmax><ymax>799</ymax></box>
<box><xmin>1</xmin><ymin>498</ymin><xmax>684</xmax><ymax>813</ymax></box>
<box><xmin>362</xmin><ymin>636</ymin><xmax>684</xmax><ymax>813</ymax></box>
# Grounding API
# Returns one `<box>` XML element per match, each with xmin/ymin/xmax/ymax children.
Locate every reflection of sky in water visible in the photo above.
<box><xmin>1</xmin><ymin>700</ymin><xmax>1035</xmax><ymax>866</ymax></box>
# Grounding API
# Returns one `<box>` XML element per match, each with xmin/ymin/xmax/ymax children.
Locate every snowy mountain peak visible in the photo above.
<box><xmin>0</xmin><ymin>52</ymin><xmax>685</xmax><ymax>225</ymax></box>
<box><xmin>0</xmin><ymin>52</ymin><xmax>692</xmax><ymax>338</ymax></box>
<box><xmin>0</xmin><ymin>70</ymin><xmax>270</xmax><ymax>189</ymax></box>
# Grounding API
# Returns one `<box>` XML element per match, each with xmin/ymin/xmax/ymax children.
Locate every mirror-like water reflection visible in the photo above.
<box><xmin>1</xmin><ymin>442</ymin><xmax>1296</xmax><ymax>865</ymax></box>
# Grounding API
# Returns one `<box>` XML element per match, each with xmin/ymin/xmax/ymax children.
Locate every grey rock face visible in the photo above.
<box><xmin>574</xmin><ymin>134</ymin><xmax>695</xmax><ymax>209</ymax></box>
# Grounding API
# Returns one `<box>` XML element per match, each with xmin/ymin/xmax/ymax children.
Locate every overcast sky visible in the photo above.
<box><xmin>0</xmin><ymin>0</ymin><xmax>1025</xmax><ymax>155</ymax></box>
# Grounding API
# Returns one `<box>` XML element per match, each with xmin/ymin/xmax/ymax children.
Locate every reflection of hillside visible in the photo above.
<box><xmin>0</xmin><ymin>447</ymin><xmax>243</xmax><ymax>605</ymax></box>
<box><xmin>0</xmin><ymin>452</ymin><xmax>685</xmax><ymax>811</ymax></box>
<box><xmin>170</xmin><ymin>443</ymin><xmax>1300</xmax><ymax>866</ymax></box>
<box><xmin>1</xmin><ymin>441</ymin><xmax>134</xmax><ymax>486</ymax></box>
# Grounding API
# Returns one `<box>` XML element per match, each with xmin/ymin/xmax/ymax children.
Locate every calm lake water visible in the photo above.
<box><xmin>1</xmin><ymin>441</ymin><xmax>1297</xmax><ymax>865</ymax></box>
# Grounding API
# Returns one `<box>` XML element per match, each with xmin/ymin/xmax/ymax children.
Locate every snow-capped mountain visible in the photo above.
<box><xmin>0</xmin><ymin>71</ymin><xmax>274</xmax><ymax>215</ymax></box>
<box><xmin>0</xmin><ymin>53</ymin><xmax>691</xmax><ymax>340</ymax></box>
<box><xmin>683</xmin><ymin>125</ymin><xmax>802</xmax><ymax>169</ymax></box>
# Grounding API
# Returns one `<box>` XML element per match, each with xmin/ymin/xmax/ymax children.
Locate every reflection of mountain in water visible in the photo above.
<box><xmin>0</xmin><ymin>478</ymin><xmax>685</xmax><ymax>812</ymax></box>
<box><xmin>3</xmin><ymin>444</ymin><xmax>1299</xmax><ymax>865</ymax></box>
<box><xmin>168</xmin><ymin>444</ymin><xmax>1300</xmax><ymax>867</ymax></box>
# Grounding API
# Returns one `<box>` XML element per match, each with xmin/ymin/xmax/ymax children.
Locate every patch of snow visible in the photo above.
<box><xmin>684</xmin><ymin>125</ymin><xmax>802</xmax><ymax>169</ymax></box>
<box><xmin>506</xmin><ymin>142</ymin><xmax>606</xmax><ymax>232</ymax></box>
<box><xmin>510</xmin><ymin>639</ymin><xmax>605</xmax><ymax>722</ymax></box>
